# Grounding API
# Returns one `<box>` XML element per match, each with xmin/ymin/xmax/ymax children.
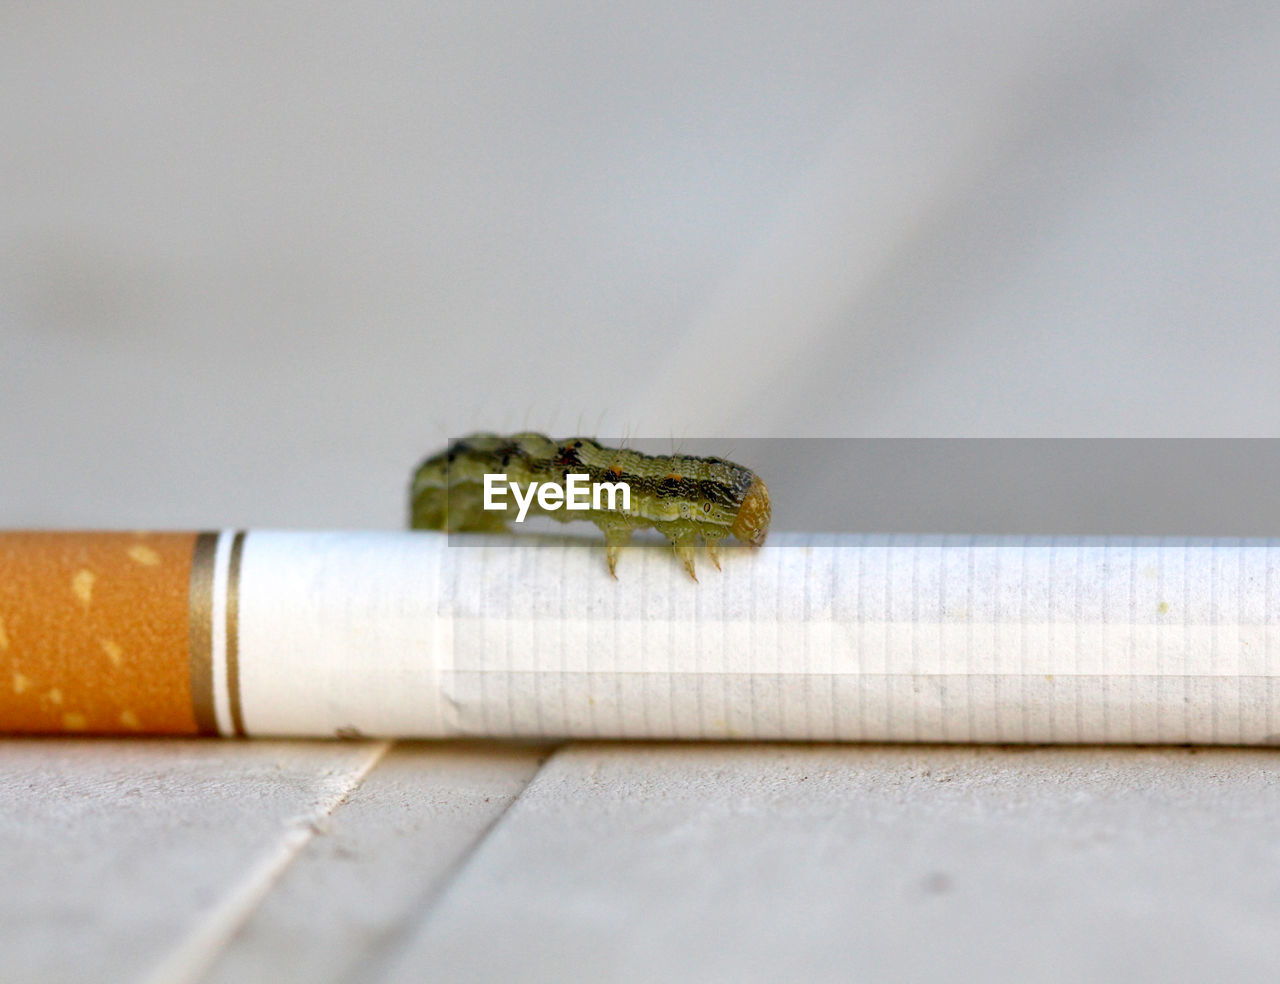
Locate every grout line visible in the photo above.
<box><xmin>354</xmin><ymin>742</ymin><xmax>566</xmax><ymax>984</ymax></box>
<box><xmin>140</xmin><ymin>740</ymin><xmax>394</xmax><ymax>984</ymax></box>
<box><xmin>412</xmin><ymin>742</ymin><xmax>562</xmax><ymax>906</ymax></box>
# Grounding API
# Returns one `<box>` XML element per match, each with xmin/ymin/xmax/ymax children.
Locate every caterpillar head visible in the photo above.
<box><xmin>730</xmin><ymin>475</ymin><xmax>771</xmax><ymax>548</ymax></box>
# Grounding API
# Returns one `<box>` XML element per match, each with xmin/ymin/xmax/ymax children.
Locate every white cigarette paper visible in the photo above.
<box><xmin>217</xmin><ymin>531</ymin><xmax>1280</xmax><ymax>744</ymax></box>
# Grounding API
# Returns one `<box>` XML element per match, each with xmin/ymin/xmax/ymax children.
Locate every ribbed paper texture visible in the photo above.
<box><xmin>235</xmin><ymin>532</ymin><xmax>1280</xmax><ymax>743</ymax></box>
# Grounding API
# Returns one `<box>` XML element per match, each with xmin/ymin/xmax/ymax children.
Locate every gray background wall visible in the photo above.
<box><xmin>4</xmin><ymin>2</ymin><xmax>1279</xmax><ymax>531</ymax></box>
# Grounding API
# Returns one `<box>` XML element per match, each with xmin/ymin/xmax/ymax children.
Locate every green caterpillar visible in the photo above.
<box><xmin>410</xmin><ymin>433</ymin><xmax>771</xmax><ymax>580</ymax></box>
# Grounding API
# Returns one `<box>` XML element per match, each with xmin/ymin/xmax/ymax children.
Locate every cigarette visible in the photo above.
<box><xmin>2</xmin><ymin>530</ymin><xmax>1278</xmax><ymax>744</ymax></box>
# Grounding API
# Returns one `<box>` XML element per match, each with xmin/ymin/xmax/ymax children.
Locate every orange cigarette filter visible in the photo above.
<box><xmin>0</xmin><ymin>532</ymin><xmax>203</xmax><ymax>735</ymax></box>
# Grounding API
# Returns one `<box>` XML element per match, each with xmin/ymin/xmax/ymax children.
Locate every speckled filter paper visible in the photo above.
<box><xmin>0</xmin><ymin>532</ymin><xmax>199</xmax><ymax>734</ymax></box>
<box><xmin>3</xmin><ymin>531</ymin><xmax>1280</xmax><ymax>743</ymax></box>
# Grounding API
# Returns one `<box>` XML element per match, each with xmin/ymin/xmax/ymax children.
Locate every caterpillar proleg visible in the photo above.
<box><xmin>410</xmin><ymin>433</ymin><xmax>771</xmax><ymax>579</ymax></box>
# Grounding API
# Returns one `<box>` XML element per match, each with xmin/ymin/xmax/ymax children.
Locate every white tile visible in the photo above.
<box><xmin>0</xmin><ymin>739</ymin><xmax>543</xmax><ymax>984</ymax></box>
<box><xmin>200</xmin><ymin>742</ymin><xmax>546</xmax><ymax>984</ymax></box>
<box><xmin>0</xmin><ymin>739</ymin><xmax>378</xmax><ymax>983</ymax></box>
<box><xmin>384</xmin><ymin>743</ymin><xmax>1280</xmax><ymax>984</ymax></box>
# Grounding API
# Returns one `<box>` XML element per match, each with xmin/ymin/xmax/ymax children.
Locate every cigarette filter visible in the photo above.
<box><xmin>2</xmin><ymin>530</ymin><xmax>1279</xmax><ymax>744</ymax></box>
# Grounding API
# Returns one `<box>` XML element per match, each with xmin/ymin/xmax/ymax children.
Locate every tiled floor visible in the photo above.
<box><xmin>7</xmin><ymin>739</ymin><xmax>1280</xmax><ymax>983</ymax></box>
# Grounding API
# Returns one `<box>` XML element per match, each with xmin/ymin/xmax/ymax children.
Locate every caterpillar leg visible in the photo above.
<box><xmin>704</xmin><ymin>534</ymin><xmax>724</xmax><ymax>571</ymax></box>
<box><xmin>593</xmin><ymin>517</ymin><xmax>634</xmax><ymax>578</ymax></box>
<box><xmin>652</xmin><ymin>521</ymin><xmax>704</xmax><ymax>581</ymax></box>
<box><xmin>670</xmin><ymin>534</ymin><xmax>700</xmax><ymax>582</ymax></box>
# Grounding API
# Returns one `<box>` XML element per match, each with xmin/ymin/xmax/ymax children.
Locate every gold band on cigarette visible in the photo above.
<box><xmin>225</xmin><ymin>529</ymin><xmax>247</xmax><ymax>737</ymax></box>
<box><xmin>187</xmin><ymin>531</ymin><xmax>218</xmax><ymax>735</ymax></box>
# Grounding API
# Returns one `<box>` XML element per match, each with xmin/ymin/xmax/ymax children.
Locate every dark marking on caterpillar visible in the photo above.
<box><xmin>410</xmin><ymin>433</ymin><xmax>771</xmax><ymax>580</ymax></box>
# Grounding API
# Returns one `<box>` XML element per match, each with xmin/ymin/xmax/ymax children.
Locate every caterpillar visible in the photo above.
<box><xmin>410</xmin><ymin>433</ymin><xmax>771</xmax><ymax>580</ymax></box>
